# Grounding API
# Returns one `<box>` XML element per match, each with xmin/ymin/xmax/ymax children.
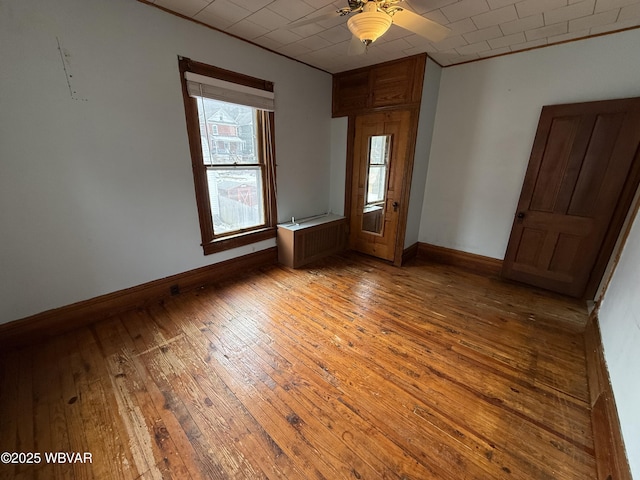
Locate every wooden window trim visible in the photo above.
<box><xmin>178</xmin><ymin>57</ymin><xmax>277</xmax><ymax>255</ymax></box>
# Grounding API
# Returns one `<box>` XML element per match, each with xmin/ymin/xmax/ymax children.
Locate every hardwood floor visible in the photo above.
<box><xmin>0</xmin><ymin>252</ymin><xmax>596</xmax><ymax>479</ymax></box>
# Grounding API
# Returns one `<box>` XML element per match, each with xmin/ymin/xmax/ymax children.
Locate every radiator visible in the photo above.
<box><xmin>277</xmin><ymin>214</ymin><xmax>347</xmax><ymax>268</ymax></box>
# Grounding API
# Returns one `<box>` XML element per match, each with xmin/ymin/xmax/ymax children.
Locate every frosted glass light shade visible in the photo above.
<box><xmin>347</xmin><ymin>10</ymin><xmax>393</xmax><ymax>45</ymax></box>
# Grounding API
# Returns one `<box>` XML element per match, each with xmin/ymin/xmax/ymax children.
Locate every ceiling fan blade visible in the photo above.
<box><xmin>392</xmin><ymin>9</ymin><xmax>451</xmax><ymax>43</ymax></box>
<box><xmin>284</xmin><ymin>11</ymin><xmax>343</xmax><ymax>30</ymax></box>
<box><xmin>348</xmin><ymin>35</ymin><xmax>367</xmax><ymax>56</ymax></box>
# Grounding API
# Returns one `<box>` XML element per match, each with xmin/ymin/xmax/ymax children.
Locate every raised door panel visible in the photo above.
<box><xmin>332</xmin><ymin>70</ymin><xmax>370</xmax><ymax>117</ymax></box>
<box><xmin>370</xmin><ymin>58</ymin><xmax>418</xmax><ymax>108</ymax></box>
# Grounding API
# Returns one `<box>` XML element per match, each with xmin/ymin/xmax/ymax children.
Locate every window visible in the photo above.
<box><xmin>366</xmin><ymin>135</ymin><xmax>390</xmax><ymax>206</ymax></box>
<box><xmin>179</xmin><ymin>57</ymin><xmax>277</xmax><ymax>254</ymax></box>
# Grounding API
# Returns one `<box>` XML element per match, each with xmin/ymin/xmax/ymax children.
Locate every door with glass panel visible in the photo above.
<box><xmin>350</xmin><ymin>110</ymin><xmax>412</xmax><ymax>262</ymax></box>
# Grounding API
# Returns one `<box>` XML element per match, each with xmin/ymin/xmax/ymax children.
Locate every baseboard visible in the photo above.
<box><xmin>0</xmin><ymin>247</ymin><xmax>278</xmax><ymax>350</ymax></box>
<box><xmin>417</xmin><ymin>243</ymin><xmax>503</xmax><ymax>276</ymax></box>
<box><xmin>584</xmin><ymin>313</ymin><xmax>632</xmax><ymax>480</ymax></box>
<box><xmin>402</xmin><ymin>242</ymin><xmax>419</xmax><ymax>265</ymax></box>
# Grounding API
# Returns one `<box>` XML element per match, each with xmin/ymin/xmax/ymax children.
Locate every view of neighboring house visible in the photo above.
<box><xmin>200</xmin><ymin>107</ymin><xmax>250</xmax><ymax>163</ymax></box>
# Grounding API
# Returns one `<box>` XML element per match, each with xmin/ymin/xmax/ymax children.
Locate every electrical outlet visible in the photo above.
<box><xmin>170</xmin><ymin>284</ymin><xmax>180</xmax><ymax>296</ymax></box>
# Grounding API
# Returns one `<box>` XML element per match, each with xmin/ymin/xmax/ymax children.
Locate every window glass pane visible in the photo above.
<box><xmin>206</xmin><ymin>167</ymin><xmax>265</xmax><ymax>235</ymax></box>
<box><xmin>365</xmin><ymin>135</ymin><xmax>390</xmax><ymax>205</ymax></box>
<box><xmin>367</xmin><ymin>165</ymin><xmax>387</xmax><ymax>204</ymax></box>
<box><xmin>369</xmin><ymin>135</ymin><xmax>389</xmax><ymax>165</ymax></box>
<box><xmin>195</xmin><ymin>97</ymin><xmax>258</xmax><ymax>165</ymax></box>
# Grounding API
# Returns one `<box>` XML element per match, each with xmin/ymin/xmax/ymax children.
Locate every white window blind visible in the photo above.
<box><xmin>185</xmin><ymin>71</ymin><xmax>275</xmax><ymax>111</ymax></box>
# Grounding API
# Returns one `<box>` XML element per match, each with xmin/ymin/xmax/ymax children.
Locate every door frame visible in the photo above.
<box><xmin>344</xmin><ymin>106</ymin><xmax>420</xmax><ymax>266</ymax></box>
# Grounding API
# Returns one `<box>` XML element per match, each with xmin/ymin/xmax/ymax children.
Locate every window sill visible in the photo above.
<box><xmin>202</xmin><ymin>227</ymin><xmax>276</xmax><ymax>255</ymax></box>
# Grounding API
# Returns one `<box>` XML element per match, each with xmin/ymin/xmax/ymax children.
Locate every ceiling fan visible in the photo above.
<box><xmin>285</xmin><ymin>0</ymin><xmax>450</xmax><ymax>55</ymax></box>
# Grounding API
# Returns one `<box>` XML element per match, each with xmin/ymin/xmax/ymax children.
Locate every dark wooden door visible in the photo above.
<box><xmin>350</xmin><ymin>110</ymin><xmax>412</xmax><ymax>262</ymax></box>
<box><xmin>502</xmin><ymin>97</ymin><xmax>640</xmax><ymax>298</ymax></box>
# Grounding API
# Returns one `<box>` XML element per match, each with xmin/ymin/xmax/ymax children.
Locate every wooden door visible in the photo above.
<box><xmin>350</xmin><ymin>110</ymin><xmax>413</xmax><ymax>262</ymax></box>
<box><xmin>502</xmin><ymin>97</ymin><xmax>640</xmax><ymax>298</ymax></box>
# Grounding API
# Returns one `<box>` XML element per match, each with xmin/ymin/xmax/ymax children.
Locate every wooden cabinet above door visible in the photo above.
<box><xmin>332</xmin><ymin>54</ymin><xmax>426</xmax><ymax>117</ymax></box>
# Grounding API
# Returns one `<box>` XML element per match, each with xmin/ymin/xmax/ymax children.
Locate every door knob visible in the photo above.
<box><xmin>392</xmin><ymin>201</ymin><xmax>399</xmax><ymax>212</ymax></box>
<box><xmin>517</xmin><ymin>212</ymin><xmax>525</xmax><ymax>219</ymax></box>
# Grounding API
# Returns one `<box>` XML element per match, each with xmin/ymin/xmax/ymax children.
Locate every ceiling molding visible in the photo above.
<box><xmin>139</xmin><ymin>0</ymin><xmax>640</xmax><ymax>73</ymax></box>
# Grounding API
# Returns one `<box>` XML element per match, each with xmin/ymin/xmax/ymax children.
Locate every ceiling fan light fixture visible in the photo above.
<box><xmin>347</xmin><ymin>8</ymin><xmax>393</xmax><ymax>45</ymax></box>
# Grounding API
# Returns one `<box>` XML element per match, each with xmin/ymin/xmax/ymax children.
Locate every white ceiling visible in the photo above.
<box><xmin>143</xmin><ymin>0</ymin><xmax>640</xmax><ymax>72</ymax></box>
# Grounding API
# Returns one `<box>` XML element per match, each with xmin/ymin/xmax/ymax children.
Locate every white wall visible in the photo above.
<box><xmin>420</xmin><ymin>28</ymin><xmax>640</xmax><ymax>259</ymax></box>
<box><xmin>407</xmin><ymin>58</ymin><xmax>442</xmax><ymax>248</ymax></box>
<box><xmin>0</xmin><ymin>0</ymin><xmax>332</xmax><ymax>324</ymax></box>
<box><xmin>598</xmin><ymin>209</ymin><xmax>640</xmax><ymax>478</ymax></box>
